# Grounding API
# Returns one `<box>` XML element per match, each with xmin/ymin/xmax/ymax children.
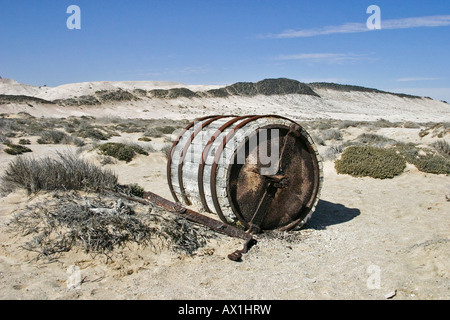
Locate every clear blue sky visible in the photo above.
<box><xmin>1</xmin><ymin>0</ymin><xmax>449</xmax><ymax>101</ymax></box>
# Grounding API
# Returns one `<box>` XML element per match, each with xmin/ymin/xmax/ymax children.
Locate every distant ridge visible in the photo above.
<box><xmin>0</xmin><ymin>77</ymin><xmax>448</xmax><ymax>122</ymax></box>
<box><xmin>0</xmin><ymin>78</ymin><xmax>428</xmax><ymax>106</ymax></box>
<box><xmin>0</xmin><ymin>94</ymin><xmax>55</xmax><ymax>105</ymax></box>
<box><xmin>204</xmin><ymin>78</ymin><xmax>320</xmax><ymax>98</ymax></box>
<box><xmin>309</xmin><ymin>82</ymin><xmax>423</xmax><ymax>99</ymax></box>
<box><xmin>37</xmin><ymin>78</ymin><xmax>323</xmax><ymax>105</ymax></box>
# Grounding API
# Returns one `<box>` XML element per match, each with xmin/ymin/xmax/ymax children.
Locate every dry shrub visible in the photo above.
<box><xmin>8</xmin><ymin>192</ymin><xmax>213</xmax><ymax>261</ymax></box>
<box><xmin>161</xmin><ymin>144</ymin><xmax>173</xmax><ymax>159</ymax></box>
<box><xmin>431</xmin><ymin>140</ymin><xmax>450</xmax><ymax>157</ymax></box>
<box><xmin>356</xmin><ymin>133</ymin><xmax>395</xmax><ymax>147</ymax></box>
<box><xmin>37</xmin><ymin>130</ymin><xmax>67</xmax><ymax>144</ymax></box>
<box><xmin>321</xmin><ymin>129</ymin><xmax>343</xmax><ymax>141</ymax></box>
<box><xmin>37</xmin><ymin>130</ymin><xmax>85</xmax><ymax>146</ymax></box>
<box><xmin>1</xmin><ymin>152</ymin><xmax>117</xmax><ymax>194</ymax></box>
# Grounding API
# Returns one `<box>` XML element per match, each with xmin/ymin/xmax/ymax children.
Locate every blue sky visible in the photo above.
<box><xmin>1</xmin><ymin>0</ymin><xmax>449</xmax><ymax>101</ymax></box>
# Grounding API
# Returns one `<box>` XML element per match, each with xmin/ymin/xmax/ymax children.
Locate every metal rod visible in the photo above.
<box><xmin>112</xmin><ymin>190</ymin><xmax>256</xmax><ymax>261</ymax></box>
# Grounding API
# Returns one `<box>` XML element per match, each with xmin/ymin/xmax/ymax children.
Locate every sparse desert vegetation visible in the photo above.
<box><xmin>0</xmin><ymin>112</ymin><xmax>449</xmax><ymax>300</ymax></box>
<box><xmin>7</xmin><ymin>191</ymin><xmax>212</xmax><ymax>261</ymax></box>
<box><xmin>1</xmin><ymin>152</ymin><xmax>118</xmax><ymax>194</ymax></box>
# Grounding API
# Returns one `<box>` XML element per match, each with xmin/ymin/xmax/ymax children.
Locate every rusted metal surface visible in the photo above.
<box><xmin>168</xmin><ymin>114</ymin><xmax>322</xmax><ymax>233</ymax></box>
<box><xmin>209</xmin><ymin>115</ymin><xmax>261</xmax><ymax>223</ymax></box>
<box><xmin>226</xmin><ymin>121</ymin><xmax>321</xmax><ymax>232</ymax></box>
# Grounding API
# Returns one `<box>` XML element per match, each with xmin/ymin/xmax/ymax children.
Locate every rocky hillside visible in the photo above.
<box><xmin>0</xmin><ymin>78</ymin><xmax>448</xmax><ymax>122</ymax></box>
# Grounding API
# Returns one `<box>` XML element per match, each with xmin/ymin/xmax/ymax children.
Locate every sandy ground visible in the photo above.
<box><xmin>0</xmin><ymin>79</ymin><xmax>449</xmax><ymax>300</ymax></box>
<box><xmin>0</xmin><ymin>125</ymin><xmax>449</xmax><ymax>300</ymax></box>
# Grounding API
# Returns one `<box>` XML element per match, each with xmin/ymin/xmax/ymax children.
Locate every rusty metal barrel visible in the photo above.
<box><xmin>167</xmin><ymin>115</ymin><xmax>323</xmax><ymax>232</ymax></box>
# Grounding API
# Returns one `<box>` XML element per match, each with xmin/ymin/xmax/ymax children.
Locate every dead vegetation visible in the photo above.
<box><xmin>1</xmin><ymin>152</ymin><xmax>118</xmax><ymax>194</ymax></box>
<box><xmin>1</xmin><ymin>149</ymin><xmax>215</xmax><ymax>262</ymax></box>
<box><xmin>7</xmin><ymin>192</ymin><xmax>214</xmax><ymax>262</ymax></box>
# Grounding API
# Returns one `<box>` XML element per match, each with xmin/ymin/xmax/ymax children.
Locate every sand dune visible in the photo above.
<box><xmin>1</xmin><ymin>78</ymin><xmax>449</xmax><ymax>122</ymax></box>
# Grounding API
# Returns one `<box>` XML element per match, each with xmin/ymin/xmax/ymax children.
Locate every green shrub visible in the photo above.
<box><xmin>419</xmin><ymin>129</ymin><xmax>430</xmax><ymax>138</ymax></box>
<box><xmin>411</xmin><ymin>154</ymin><xmax>450</xmax><ymax>175</ymax></box>
<box><xmin>335</xmin><ymin>146</ymin><xmax>406</xmax><ymax>179</ymax></box>
<box><xmin>120</xmin><ymin>183</ymin><xmax>145</xmax><ymax>197</ymax></box>
<box><xmin>155</xmin><ymin>125</ymin><xmax>177</xmax><ymax>135</ymax></box>
<box><xmin>98</xmin><ymin>142</ymin><xmax>149</xmax><ymax>162</ymax></box>
<box><xmin>3</xmin><ymin>143</ymin><xmax>32</xmax><ymax>155</ymax></box>
<box><xmin>18</xmin><ymin>139</ymin><xmax>31</xmax><ymax>145</ymax></box>
<box><xmin>77</xmin><ymin>128</ymin><xmax>110</xmax><ymax>140</ymax></box>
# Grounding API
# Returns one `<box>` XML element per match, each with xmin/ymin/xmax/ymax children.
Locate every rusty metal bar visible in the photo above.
<box><xmin>112</xmin><ymin>190</ymin><xmax>256</xmax><ymax>261</ymax></box>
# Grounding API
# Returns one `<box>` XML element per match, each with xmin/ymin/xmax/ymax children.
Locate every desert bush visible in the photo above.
<box><xmin>335</xmin><ymin>146</ymin><xmax>406</xmax><ymax>179</ymax></box>
<box><xmin>410</xmin><ymin>154</ymin><xmax>450</xmax><ymax>175</ymax></box>
<box><xmin>419</xmin><ymin>129</ymin><xmax>430</xmax><ymax>138</ymax></box>
<box><xmin>402</xmin><ymin>121</ymin><xmax>421</xmax><ymax>129</ymax></box>
<box><xmin>321</xmin><ymin>129</ymin><xmax>343</xmax><ymax>141</ymax></box>
<box><xmin>18</xmin><ymin>139</ymin><xmax>31</xmax><ymax>145</ymax></box>
<box><xmin>76</xmin><ymin>127</ymin><xmax>110</xmax><ymax>140</ymax></box>
<box><xmin>1</xmin><ymin>152</ymin><xmax>117</xmax><ymax>194</ymax></box>
<box><xmin>10</xmin><ymin>196</ymin><xmax>155</xmax><ymax>259</ymax></box>
<box><xmin>97</xmin><ymin>154</ymin><xmax>117</xmax><ymax>166</ymax></box>
<box><xmin>337</xmin><ymin>120</ymin><xmax>368</xmax><ymax>129</ymax></box>
<box><xmin>37</xmin><ymin>130</ymin><xmax>67</xmax><ymax>144</ymax></box>
<box><xmin>393</xmin><ymin>143</ymin><xmax>450</xmax><ymax>175</ymax></box>
<box><xmin>311</xmin><ymin>134</ymin><xmax>325</xmax><ymax>146</ymax></box>
<box><xmin>156</xmin><ymin>125</ymin><xmax>178</xmax><ymax>135</ymax></box>
<box><xmin>119</xmin><ymin>183</ymin><xmax>145</xmax><ymax>198</ymax></box>
<box><xmin>65</xmin><ymin>135</ymin><xmax>86</xmax><ymax>147</ymax></box>
<box><xmin>37</xmin><ymin>130</ymin><xmax>85</xmax><ymax>146</ymax></box>
<box><xmin>3</xmin><ymin>143</ymin><xmax>32</xmax><ymax>155</ymax></box>
<box><xmin>144</xmin><ymin>128</ymin><xmax>163</xmax><ymax>138</ymax></box>
<box><xmin>431</xmin><ymin>140</ymin><xmax>450</xmax><ymax>157</ymax></box>
<box><xmin>371</xmin><ymin>118</ymin><xmax>399</xmax><ymax>129</ymax></box>
<box><xmin>0</xmin><ymin>135</ymin><xmax>11</xmax><ymax>144</ymax></box>
<box><xmin>161</xmin><ymin>144</ymin><xmax>173</xmax><ymax>159</ymax></box>
<box><xmin>356</xmin><ymin>133</ymin><xmax>396</xmax><ymax>147</ymax></box>
<box><xmin>322</xmin><ymin>144</ymin><xmax>344</xmax><ymax>161</ymax></box>
<box><xmin>98</xmin><ymin>142</ymin><xmax>149</xmax><ymax>162</ymax></box>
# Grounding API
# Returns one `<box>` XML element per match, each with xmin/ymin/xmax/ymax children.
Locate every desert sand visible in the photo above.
<box><xmin>0</xmin><ymin>79</ymin><xmax>449</xmax><ymax>300</ymax></box>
